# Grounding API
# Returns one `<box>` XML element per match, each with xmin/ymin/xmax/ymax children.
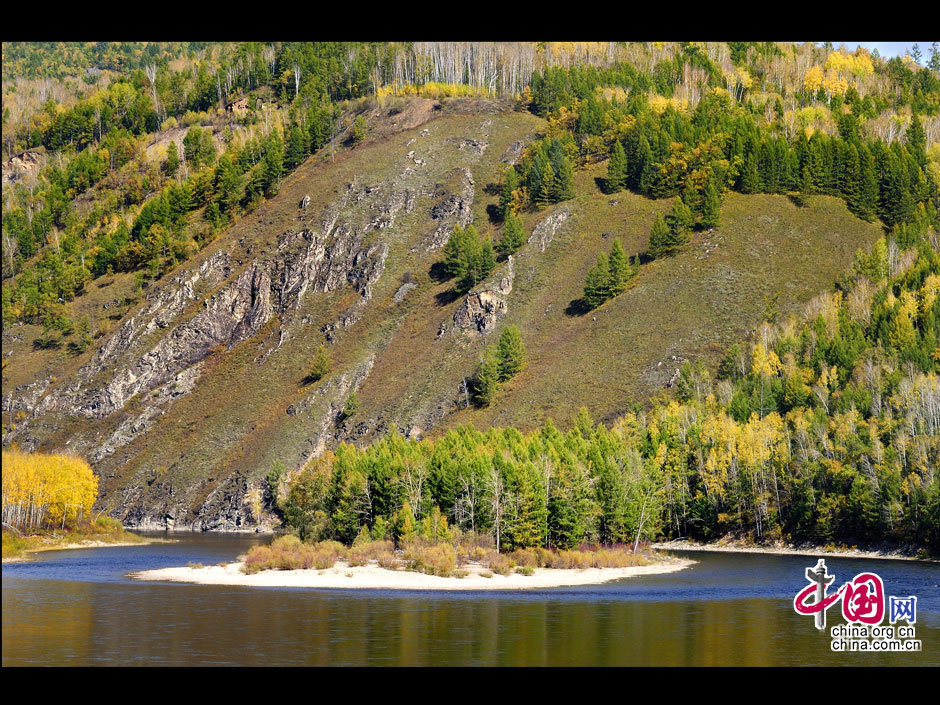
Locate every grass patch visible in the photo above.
<box><xmin>1</xmin><ymin>517</ymin><xmax>145</xmax><ymax>560</ymax></box>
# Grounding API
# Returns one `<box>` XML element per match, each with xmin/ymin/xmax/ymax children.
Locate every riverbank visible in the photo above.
<box><xmin>654</xmin><ymin>539</ymin><xmax>936</xmax><ymax>562</ymax></box>
<box><xmin>131</xmin><ymin>554</ymin><xmax>694</xmax><ymax>590</ymax></box>
<box><xmin>2</xmin><ymin>527</ymin><xmax>165</xmax><ymax>563</ymax></box>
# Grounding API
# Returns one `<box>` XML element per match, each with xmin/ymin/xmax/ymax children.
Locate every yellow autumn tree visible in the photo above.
<box><xmin>2</xmin><ymin>450</ymin><xmax>98</xmax><ymax>531</ymax></box>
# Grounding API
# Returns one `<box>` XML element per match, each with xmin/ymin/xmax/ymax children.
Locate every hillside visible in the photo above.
<box><xmin>1</xmin><ymin>98</ymin><xmax>887</xmax><ymax>529</ymax></box>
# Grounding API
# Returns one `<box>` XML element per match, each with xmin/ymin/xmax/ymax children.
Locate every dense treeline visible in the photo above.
<box><xmin>4</xmin><ymin>42</ymin><xmax>938</xmax><ymax>337</ymax></box>
<box><xmin>1</xmin><ymin>450</ymin><xmax>98</xmax><ymax>530</ymax></box>
<box><xmin>280</xmin><ymin>236</ymin><xmax>939</xmax><ymax>553</ymax></box>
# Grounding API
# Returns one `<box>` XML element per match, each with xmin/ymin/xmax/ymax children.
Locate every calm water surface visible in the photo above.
<box><xmin>3</xmin><ymin>532</ymin><xmax>939</xmax><ymax>666</ymax></box>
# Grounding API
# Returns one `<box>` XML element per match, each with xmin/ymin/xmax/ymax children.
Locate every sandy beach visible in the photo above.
<box><xmin>130</xmin><ymin>555</ymin><xmax>695</xmax><ymax>590</ymax></box>
<box><xmin>654</xmin><ymin>539</ymin><xmax>934</xmax><ymax>562</ymax></box>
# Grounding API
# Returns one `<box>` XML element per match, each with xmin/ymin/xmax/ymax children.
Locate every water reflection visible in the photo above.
<box><xmin>3</xmin><ymin>535</ymin><xmax>938</xmax><ymax>666</ymax></box>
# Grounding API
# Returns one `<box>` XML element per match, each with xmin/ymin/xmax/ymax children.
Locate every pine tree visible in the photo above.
<box><xmin>395</xmin><ymin>501</ymin><xmax>417</xmax><ymax>544</ymax></box>
<box><xmin>647</xmin><ymin>213</ymin><xmax>671</xmax><ymax>258</ymax></box>
<box><xmin>497</xmin><ymin>211</ymin><xmax>526</xmax><ymax>256</ymax></box>
<box><xmin>607</xmin><ymin>140</ymin><xmax>627</xmax><ymax>193</ymax></box>
<box><xmin>607</xmin><ymin>239</ymin><xmax>631</xmax><ymax>296</ymax></box>
<box><xmin>536</xmin><ymin>162</ymin><xmax>555</xmax><ymax>208</ymax></box>
<box><xmin>701</xmin><ymin>179</ymin><xmax>722</xmax><ymax>229</ymax></box>
<box><xmin>584</xmin><ymin>252</ymin><xmax>611</xmax><ymax>308</ymax></box>
<box><xmin>496</xmin><ymin>325</ymin><xmax>526</xmax><ymax>381</ymax></box>
<box><xmin>474</xmin><ymin>346</ymin><xmax>501</xmax><ymax>407</ymax></box>
<box><xmin>499</xmin><ymin>167</ymin><xmax>519</xmax><ymax>220</ymax></box>
<box><xmin>635</xmin><ymin>135</ymin><xmax>654</xmax><ymax>193</ymax></box>
<box><xmin>442</xmin><ymin>225</ymin><xmax>469</xmax><ymax>280</ymax></box>
<box><xmin>553</xmin><ymin>153</ymin><xmax>575</xmax><ymax>201</ymax></box>
<box><xmin>307</xmin><ymin>345</ymin><xmax>331</xmax><ymax>383</ymax></box>
<box><xmin>164</xmin><ymin>141</ymin><xmax>180</xmax><ymax>178</ymax></box>
<box><xmin>667</xmin><ymin>197</ymin><xmax>694</xmax><ymax>238</ymax></box>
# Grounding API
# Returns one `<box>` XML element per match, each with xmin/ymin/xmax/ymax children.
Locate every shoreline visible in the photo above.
<box><xmin>653</xmin><ymin>540</ymin><xmax>936</xmax><ymax>563</ymax></box>
<box><xmin>2</xmin><ymin>535</ymin><xmax>171</xmax><ymax>564</ymax></box>
<box><xmin>130</xmin><ymin>555</ymin><xmax>695</xmax><ymax>590</ymax></box>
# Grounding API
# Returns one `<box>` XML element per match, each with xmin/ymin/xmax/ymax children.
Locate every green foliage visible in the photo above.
<box><xmin>472</xmin><ymin>346</ymin><xmax>501</xmax><ymax>407</ymax></box>
<box><xmin>280</xmin><ymin>239</ymin><xmax>940</xmax><ymax>554</ymax></box>
<box><xmin>606</xmin><ymin>140</ymin><xmax>627</xmax><ymax>193</ymax></box>
<box><xmin>341</xmin><ymin>392</ymin><xmax>360</xmax><ymax>421</ymax></box>
<box><xmin>496</xmin><ymin>325</ymin><xmax>527</xmax><ymax>381</ymax></box>
<box><xmin>441</xmin><ymin>225</ymin><xmax>497</xmax><ymax>294</ymax></box>
<box><xmin>497</xmin><ymin>212</ymin><xmax>526</xmax><ymax>256</ymax></box>
<box><xmin>307</xmin><ymin>345</ymin><xmax>331</xmax><ymax>383</ymax></box>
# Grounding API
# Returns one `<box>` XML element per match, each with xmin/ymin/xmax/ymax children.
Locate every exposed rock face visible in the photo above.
<box><xmin>2</xmin><ymin>150</ymin><xmax>42</xmax><ymax>186</ymax></box>
<box><xmin>422</xmin><ymin>167</ymin><xmax>475</xmax><ymax>250</ymax></box>
<box><xmin>453</xmin><ymin>291</ymin><xmax>508</xmax><ymax>334</ymax></box>
<box><xmin>528</xmin><ymin>205</ymin><xmax>571</xmax><ymax>252</ymax></box>
<box><xmin>501</xmin><ymin>140</ymin><xmax>525</xmax><ymax>165</ymax></box>
<box><xmin>42</xmin><ymin>262</ymin><xmax>273</xmax><ymax>420</ymax></box>
<box><xmin>452</xmin><ymin>256</ymin><xmax>514</xmax><ymax>335</ymax></box>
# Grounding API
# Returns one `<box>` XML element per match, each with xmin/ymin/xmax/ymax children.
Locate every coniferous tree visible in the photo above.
<box><xmin>285</xmin><ymin>124</ymin><xmax>308</xmax><ymax>170</ymax></box>
<box><xmin>442</xmin><ymin>225</ymin><xmax>469</xmax><ymax>280</ymax></box>
<box><xmin>473</xmin><ymin>346</ymin><xmax>501</xmax><ymax>407</ymax></box>
<box><xmin>701</xmin><ymin>179</ymin><xmax>722</xmax><ymax>229</ymax></box>
<box><xmin>584</xmin><ymin>252</ymin><xmax>611</xmax><ymax>308</ymax></box>
<box><xmin>496</xmin><ymin>325</ymin><xmax>526</xmax><ymax>381</ymax></box>
<box><xmin>667</xmin><ymin>197</ymin><xmax>694</xmax><ymax>238</ymax></box>
<box><xmin>164</xmin><ymin>141</ymin><xmax>180</xmax><ymax>178</ymax></box>
<box><xmin>499</xmin><ymin>167</ymin><xmax>519</xmax><ymax>220</ymax></box>
<box><xmin>552</xmin><ymin>152</ymin><xmax>575</xmax><ymax>201</ymax></box>
<box><xmin>497</xmin><ymin>211</ymin><xmax>526</xmax><ymax>256</ymax></box>
<box><xmin>606</xmin><ymin>140</ymin><xmax>627</xmax><ymax>193</ymax></box>
<box><xmin>608</xmin><ymin>239</ymin><xmax>631</xmax><ymax>296</ymax></box>
<box><xmin>308</xmin><ymin>344</ymin><xmax>331</xmax><ymax>383</ymax></box>
<box><xmin>906</xmin><ymin>114</ymin><xmax>927</xmax><ymax>169</ymax></box>
<box><xmin>634</xmin><ymin>135</ymin><xmax>654</xmax><ymax>193</ymax></box>
<box><xmin>536</xmin><ymin>162</ymin><xmax>555</xmax><ymax>208</ymax></box>
<box><xmin>647</xmin><ymin>213</ymin><xmax>672</xmax><ymax>258</ymax></box>
<box><xmin>262</xmin><ymin>132</ymin><xmax>283</xmax><ymax>197</ymax></box>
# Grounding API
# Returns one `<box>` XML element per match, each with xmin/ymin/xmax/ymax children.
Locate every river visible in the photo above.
<box><xmin>3</xmin><ymin>532</ymin><xmax>938</xmax><ymax>666</ymax></box>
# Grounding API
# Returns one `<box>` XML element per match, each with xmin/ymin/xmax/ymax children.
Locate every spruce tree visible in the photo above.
<box><xmin>607</xmin><ymin>140</ymin><xmax>627</xmax><ymax>193</ymax></box>
<box><xmin>496</xmin><ymin>325</ymin><xmax>526</xmax><ymax>381</ymax></box>
<box><xmin>635</xmin><ymin>135</ymin><xmax>654</xmax><ymax>193</ymax></box>
<box><xmin>667</xmin><ymin>197</ymin><xmax>694</xmax><ymax>238</ymax></box>
<box><xmin>906</xmin><ymin>114</ymin><xmax>927</xmax><ymax>169</ymax></box>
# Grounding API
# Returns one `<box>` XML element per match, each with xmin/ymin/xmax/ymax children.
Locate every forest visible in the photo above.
<box><xmin>2</xmin><ymin>42</ymin><xmax>939</xmax><ymax>554</ymax></box>
<box><xmin>277</xmin><ymin>234</ymin><xmax>938</xmax><ymax>554</ymax></box>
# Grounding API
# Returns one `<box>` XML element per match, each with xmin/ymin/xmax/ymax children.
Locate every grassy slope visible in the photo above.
<box><xmin>367</xmin><ymin>162</ymin><xmax>884</xmax><ymax>435</ymax></box>
<box><xmin>2</xmin><ymin>103</ymin><xmax>885</xmax><ymax>522</ymax></box>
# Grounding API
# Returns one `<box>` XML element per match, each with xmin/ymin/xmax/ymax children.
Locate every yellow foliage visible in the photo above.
<box><xmin>2</xmin><ymin>450</ymin><xmax>98</xmax><ymax>529</ymax></box>
<box><xmin>804</xmin><ymin>65</ymin><xmax>824</xmax><ymax>94</ymax></box>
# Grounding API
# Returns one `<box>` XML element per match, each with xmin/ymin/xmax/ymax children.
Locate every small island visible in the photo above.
<box><xmin>132</xmin><ymin>534</ymin><xmax>693</xmax><ymax>589</ymax></box>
